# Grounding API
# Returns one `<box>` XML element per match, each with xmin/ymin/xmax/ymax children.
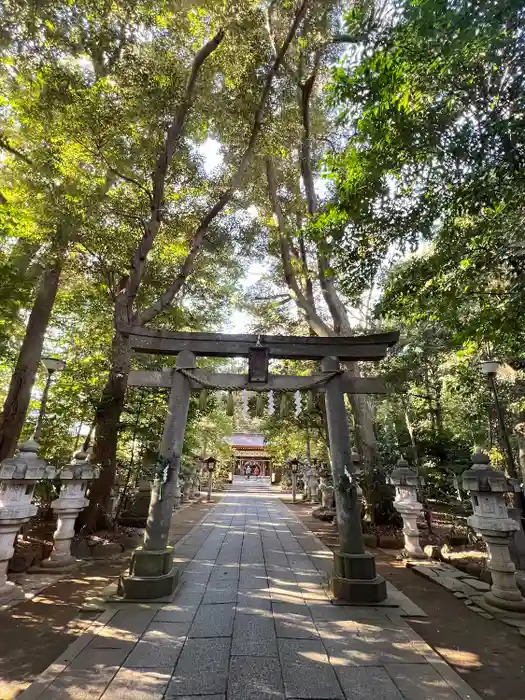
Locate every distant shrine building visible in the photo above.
<box><xmin>226</xmin><ymin>433</ymin><xmax>271</xmax><ymax>476</ymax></box>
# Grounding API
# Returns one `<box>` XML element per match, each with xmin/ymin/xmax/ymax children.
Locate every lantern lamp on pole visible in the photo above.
<box><xmin>205</xmin><ymin>455</ymin><xmax>217</xmax><ymax>502</ymax></box>
<box><xmin>34</xmin><ymin>356</ymin><xmax>67</xmax><ymax>442</ymax></box>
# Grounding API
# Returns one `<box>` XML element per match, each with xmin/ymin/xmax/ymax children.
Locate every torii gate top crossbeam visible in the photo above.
<box><xmin>125</xmin><ymin>327</ymin><xmax>399</xmax><ymax>361</ymax></box>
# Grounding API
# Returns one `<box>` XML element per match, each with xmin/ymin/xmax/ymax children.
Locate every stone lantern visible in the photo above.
<box><xmin>305</xmin><ymin>465</ymin><xmax>320</xmax><ymax>503</ymax></box>
<box><xmin>173</xmin><ymin>473</ymin><xmax>182</xmax><ymax>510</ymax></box>
<box><xmin>462</xmin><ymin>450</ymin><xmax>525</xmax><ymax>613</ymax></box>
<box><xmin>188</xmin><ymin>466</ymin><xmax>199</xmax><ymax>499</ymax></box>
<box><xmin>0</xmin><ymin>439</ymin><xmax>56</xmax><ymax>601</ymax></box>
<box><xmin>40</xmin><ymin>448</ymin><xmax>98</xmax><ymax>571</ymax></box>
<box><xmin>288</xmin><ymin>458</ymin><xmax>300</xmax><ymax>503</ymax></box>
<box><xmin>178</xmin><ymin>473</ymin><xmax>187</xmax><ymax>504</ymax></box>
<box><xmin>319</xmin><ymin>463</ymin><xmax>334</xmax><ymax>509</ymax></box>
<box><xmin>181</xmin><ymin>473</ymin><xmax>192</xmax><ymax>502</ymax></box>
<box><xmin>390</xmin><ymin>457</ymin><xmax>424</xmax><ymax>558</ymax></box>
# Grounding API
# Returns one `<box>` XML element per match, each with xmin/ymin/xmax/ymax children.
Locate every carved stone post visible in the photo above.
<box><xmin>119</xmin><ymin>350</ymin><xmax>195</xmax><ymax>600</ymax></box>
<box><xmin>463</xmin><ymin>450</ymin><xmax>525</xmax><ymax>613</ymax></box>
<box><xmin>322</xmin><ymin>356</ymin><xmax>386</xmax><ymax>603</ymax></box>
<box><xmin>0</xmin><ymin>440</ymin><xmax>56</xmax><ymax>602</ymax></box>
<box><xmin>390</xmin><ymin>457</ymin><xmax>424</xmax><ymax>558</ymax></box>
<box><xmin>40</xmin><ymin>449</ymin><xmax>98</xmax><ymax>570</ymax></box>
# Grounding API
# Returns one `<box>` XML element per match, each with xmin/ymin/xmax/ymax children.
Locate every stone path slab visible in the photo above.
<box><xmin>409</xmin><ymin>560</ymin><xmax>525</xmax><ymax>634</ymax></box>
<box><xmin>18</xmin><ymin>478</ymin><xmax>482</xmax><ymax>700</ymax></box>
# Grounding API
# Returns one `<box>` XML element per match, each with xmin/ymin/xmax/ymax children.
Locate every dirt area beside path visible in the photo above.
<box><xmin>288</xmin><ymin>500</ymin><xmax>525</xmax><ymax>700</ymax></box>
<box><xmin>0</xmin><ymin>499</ymin><xmax>214</xmax><ymax>700</ymax></box>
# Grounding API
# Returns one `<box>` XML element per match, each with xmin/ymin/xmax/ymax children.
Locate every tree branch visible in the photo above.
<box><xmin>296</xmin><ymin>50</ymin><xmax>353</xmax><ymax>336</ymax></box>
<box><xmin>122</xmin><ymin>28</ymin><xmax>226</xmax><ymax>316</ymax></box>
<box><xmin>0</xmin><ymin>135</ymin><xmax>33</xmax><ymax>165</ymax></box>
<box><xmin>266</xmin><ymin>158</ymin><xmax>333</xmax><ymax>337</ymax></box>
<box><xmin>137</xmin><ymin>0</ymin><xmax>312</xmax><ymax>326</ymax></box>
<box><xmin>298</xmin><ymin>228</ymin><xmax>315</xmax><ymax>308</ymax></box>
<box><xmin>332</xmin><ymin>33</ymin><xmax>355</xmax><ymax>43</ymax></box>
<box><xmin>299</xmin><ymin>50</ymin><xmax>322</xmax><ymax>215</ymax></box>
<box><xmin>100</xmin><ymin>157</ymin><xmax>152</xmax><ymax>202</ymax></box>
<box><xmin>266</xmin><ymin>0</ymin><xmax>300</xmax><ymax>83</ymax></box>
<box><xmin>254</xmin><ymin>293</ymin><xmax>291</xmax><ymax>301</ymax></box>
<box><xmin>317</xmin><ymin>253</ymin><xmax>352</xmax><ymax>334</ymax></box>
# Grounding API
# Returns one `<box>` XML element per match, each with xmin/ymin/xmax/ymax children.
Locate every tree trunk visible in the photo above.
<box><xmin>80</xmin><ymin>302</ymin><xmax>131</xmax><ymax>532</ymax></box>
<box><xmin>342</xmin><ymin>362</ymin><xmax>377</xmax><ymax>472</ymax></box>
<box><xmin>514</xmin><ymin>406</ymin><xmax>525</xmax><ymax>485</ymax></box>
<box><xmin>82</xmin><ymin>417</ymin><xmax>97</xmax><ymax>452</ymax></box>
<box><xmin>0</xmin><ymin>248</ymin><xmax>65</xmax><ymax>460</ymax></box>
<box><xmin>516</xmin><ymin>428</ymin><xmax>525</xmax><ymax>485</ymax></box>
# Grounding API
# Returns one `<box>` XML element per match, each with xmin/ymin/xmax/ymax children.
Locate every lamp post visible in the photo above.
<box><xmin>289</xmin><ymin>458</ymin><xmax>299</xmax><ymax>503</ymax></box>
<box><xmin>479</xmin><ymin>361</ymin><xmax>519</xmax><ymax>481</ymax></box>
<box><xmin>34</xmin><ymin>356</ymin><xmax>66</xmax><ymax>442</ymax></box>
<box><xmin>205</xmin><ymin>455</ymin><xmax>217</xmax><ymax>502</ymax></box>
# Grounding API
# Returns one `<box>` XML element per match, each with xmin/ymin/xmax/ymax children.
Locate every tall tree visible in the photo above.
<box><xmin>242</xmin><ymin>0</ymin><xmax>384</xmax><ymax>472</ymax></box>
<box><xmin>0</xmin><ymin>0</ymin><xmax>171</xmax><ymax>458</ymax></box>
<box><xmin>83</xmin><ymin>0</ymin><xmax>313</xmax><ymax>529</ymax></box>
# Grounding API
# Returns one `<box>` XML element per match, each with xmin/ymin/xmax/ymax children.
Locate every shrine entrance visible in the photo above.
<box><xmin>226</xmin><ymin>433</ymin><xmax>271</xmax><ymax>476</ymax></box>
<box><xmin>118</xmin><ymin>327</ymin><xmax>398</xmax><ymax>604</ymax></box>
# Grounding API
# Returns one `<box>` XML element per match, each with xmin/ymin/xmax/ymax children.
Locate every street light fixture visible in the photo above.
<box><xmin>204</xmin><ymin>455</ymin><xmax>217</xmax><ymax>502</ymax></box>
<box><xmin>34</xmin><ymin>356</ymin><xmax>67</xmax><ymax>442</ymax></box>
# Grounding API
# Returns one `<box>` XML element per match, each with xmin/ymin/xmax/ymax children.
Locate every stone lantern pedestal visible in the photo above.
<box><xmin>390</xmin><ymin>457</ymin><xmax>425</xmax><ymax>558</ymax></box>
<box><xmin>463</xmin><ymin>451</ymin><xmax>525</xmax><ymax>614</ymax></box>
<box><xmin>0</xmin><ymin>440</ymin><xmax>56</xmax><ymax>601</ymax></box>
<box><xmin>40</xmin><ymin>449</ymin><xmax>98</xmax><ymax>571</ymax></box>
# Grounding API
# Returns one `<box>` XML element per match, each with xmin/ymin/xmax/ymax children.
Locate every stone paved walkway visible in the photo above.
<box><xmin>19</xmin><ymin>479</ymin><xmax>482</xmax><ymax>700</ymax></box>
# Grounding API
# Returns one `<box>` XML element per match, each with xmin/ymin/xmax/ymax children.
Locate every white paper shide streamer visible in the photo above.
<box><xmin>294</xmin><ymin>390</ymin><xmax>301</xmax><ymax>417</ymax></box>
<box><xmin>268</xmin><ymin>390</ymin><xmax>275</xmax><ymax>416</ymax></box>
<box><xmin>242</xmin><ymin>389</ymin><xmax>249</xmax><ymax>419</ymax></box>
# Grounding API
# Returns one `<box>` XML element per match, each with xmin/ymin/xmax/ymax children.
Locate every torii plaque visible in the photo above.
<box><xmin>118</xmin><ymin>328</ymin><xmax>399</xmax><ymax>603</ymax></box>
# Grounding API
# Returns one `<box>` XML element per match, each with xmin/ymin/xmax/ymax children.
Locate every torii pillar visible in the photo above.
<box><xmin>118</xmin><ymin>350</ymin><xmax>195</xmax><ymax>599</ymax></box>
<box><xmin>322</xmin><ymin>356</ymin><xmax>387</xmax><ymax>603</ymax></box>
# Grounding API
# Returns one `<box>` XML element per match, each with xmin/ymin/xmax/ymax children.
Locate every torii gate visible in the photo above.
<box><xmin>118</xmin><ymin>327</ymin><xmax>399</xmax><ymax>603</ymax></box>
